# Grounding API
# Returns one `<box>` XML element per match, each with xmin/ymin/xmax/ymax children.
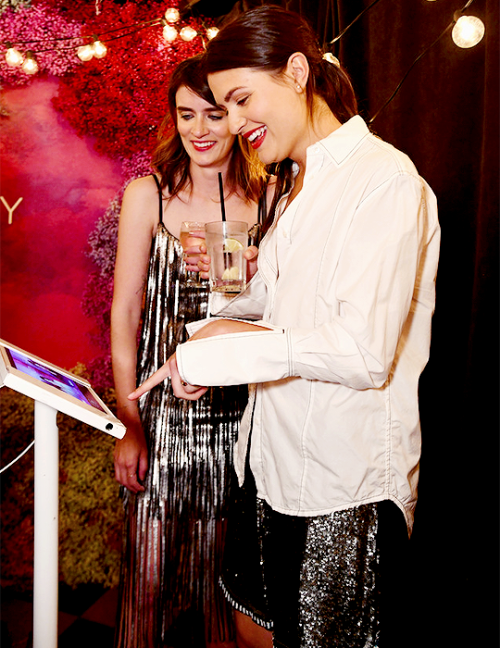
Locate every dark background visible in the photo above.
<box><xmin>190</xmin><ymin>0</ymin><xmax>499</xmax><ymax>644</ymax></box>
<box><xmin>2</xmin><ymin>0</ymin><xmax>496</xmax><ymax>644</ymax></box>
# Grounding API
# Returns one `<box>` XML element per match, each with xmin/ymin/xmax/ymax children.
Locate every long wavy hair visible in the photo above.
<box><xmin>152</xmin><ymin>53</ymin><xmax>266</xmax><ymax>204</ymax></box>
<box><xmin>204</xmin><ymin>5</ymin><xmax>359</xmax><ymax>218</ymax></box>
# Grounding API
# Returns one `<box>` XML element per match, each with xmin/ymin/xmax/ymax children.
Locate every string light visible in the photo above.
<box><xmin>21</xmin><ymin>51</ymin><xmax>38</xmax><ymax>75</ymax></box>
<box><xmin>2</xmin><ymin>4</ymin><xmax>210</xmax><ymax>73</ymax></box>
<box><xmin>452</xmin><ymin>14</ymin><xmax>485</xmax><ymax>48</ymax></box>
<box><xmin>5</xmin><ymin>45</ymin><xmax>23</xmax><ymax>67</ymax></box>
<box><xmin>76</xmin><ymin>37</ymin><xmax>107</xmax><ymax>61</ymax></box>
<box><xmin>164</xmin><ymin>7</ymin><xmax>180</xmax><ymax>24</ymax></box>
<box><xmin>77</xmin><ymin>43</ymin><xmax>94</xmax><ymax>61</ymax></box>
<box><xmin>92</xmin><ymin>39</ymin><xmax>107</xmax><ymax>58</ymax></box>
<box><xmin>179</xmin><ymin>26</ymin><xmax>197</xmax><ymax>42</ymax></box>
<box><xmin>162</xmin><ymin>24</ymin><xmax>178</xmax><ymax>43</ymax></box>
<box><xmin>206</xmin><ymin>27</ymin><xmax>219</xmax><ymax>40</ymax></box>
<box><xmin>323</xmin><ymin>52</ymin><xmax>340</xmax><ymax>67</ymax></box>
<box><xmin>367</xmin><ymin>0</ymin><xmax>485</xmax><ymax>123</ymax></box>
<box><xmin>1</xmin><ymin>1</ymin><xmax>486</xmax><ymax>83</ymax></box>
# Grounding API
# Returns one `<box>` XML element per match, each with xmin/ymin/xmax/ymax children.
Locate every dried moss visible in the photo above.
<box><xmin>1</xmin><ymin>378</ymin><xmax>123</xmax><ymax>592</ymax></box>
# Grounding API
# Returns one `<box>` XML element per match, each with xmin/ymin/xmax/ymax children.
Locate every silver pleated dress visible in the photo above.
<box><xmin>114</xmin><ymin>209</ymin><xmax>248</xmax><ymax>647</ymax></box>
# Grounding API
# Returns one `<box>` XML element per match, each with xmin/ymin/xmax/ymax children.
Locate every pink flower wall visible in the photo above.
<box><xmin>0</xmin><ymin>0</ymin><xmax>208</xmax><ymax>381</ymax></box>
<box><xmin>0</xmin><ymin>78</ymin><xmax>123</xmax><ymax>369</ymax></box>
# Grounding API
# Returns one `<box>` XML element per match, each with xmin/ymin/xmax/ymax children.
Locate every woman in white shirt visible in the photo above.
<box><xmin>130</xmin><ymin>6</ymin><xmax>440</xmax><ymax>648</ymax></box>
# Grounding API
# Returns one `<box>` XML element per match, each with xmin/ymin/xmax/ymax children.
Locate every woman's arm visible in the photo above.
<box><xmin>128</xmin><ymin>319</ymin><xmax>269</xmax><ymax>401</ymax></box>
<box><xmin>111</xmin><ymin>176</ymin><xmax>158</xmax><ymax>492</ymax></box>
<box><xmin>169</xmin><ymin>175</ymin><xmax>440</xmax><ymax>391</ymax></box>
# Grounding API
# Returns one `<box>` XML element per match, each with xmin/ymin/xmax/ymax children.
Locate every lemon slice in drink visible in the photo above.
<box><xmin>223</xmin><ymin>238</ymin><xmax>244</xmax><ymax>253</ymax></box>
<box><xmin>222</xmin><ymin>266</ymin><xmax>240</xmax><ymax>280</ymax></box>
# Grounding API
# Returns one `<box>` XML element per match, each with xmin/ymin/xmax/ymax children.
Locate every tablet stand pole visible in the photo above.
<box><xmin>33</xmin><ymin>400</ymin><xmax>59</xmax><ymax>648</ymax></box>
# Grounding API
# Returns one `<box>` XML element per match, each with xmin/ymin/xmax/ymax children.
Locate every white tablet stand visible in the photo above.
<box><xmin>0</xmin><ymin>340</ymin><xmax>126</xmax><ymax>647</ymax></box>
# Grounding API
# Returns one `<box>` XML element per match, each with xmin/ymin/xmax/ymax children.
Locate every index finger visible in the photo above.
<box><xmin>128</xmin><ymin>363</ymin><xmax>171</xmax><ymax>400</ymax></box>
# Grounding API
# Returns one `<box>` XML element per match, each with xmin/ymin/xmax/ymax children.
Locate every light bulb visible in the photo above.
<box><xmin>323</xmin><ymin>52</ymin><xmax>340</xmax><ymax>67</ymax></box>
<box><xmin>77</xmin><ymin>44</ymin><xmax>94</xmax><ymax>61</ymax></box>
<box><xmin>180</xmin><ymin>26</ymin><xmax>197</xmax><ymax>42</ymax></box>
<box><xmin>163</xmin><ymin>24</ymin><xmax>178</xmax><ymax>43</ymax></box>
<box><xmin>92</xmin><ymin>40</ymin><xmax>107</xmax><ymax>59</ymax></box>
<box><xmin>452</xmin><ymin>15</ymin><xmax>485</xmax><ymax>48</ymax></box>
<box><xmin>165</xmin><ymin>7</ymin><xmax>180</xmax><ymax>23</ymax></box>
<box><xmin>5</xmin><ymin>47</ymin><xmax>23</xmax><ymax>67</ymax></box>
<box><xmin>206</xmin><ymin>27</ymin><xmax>219</xmax><ymax>40</ymax></box>
<box><xmin>22</xmin><ymin>55</ymin><xmax>38</xmax><ymax>75</ymax></box>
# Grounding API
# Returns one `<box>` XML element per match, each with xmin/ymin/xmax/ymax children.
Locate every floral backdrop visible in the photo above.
<box><xmin>1</xmin><ymin>0</ymin><xmax>210</xmax><ymax>388</ymax></box>
<box><xmin>0</xmin><ymin>0</ymin><xmax>213</xmax><ymax>591</ymax></box>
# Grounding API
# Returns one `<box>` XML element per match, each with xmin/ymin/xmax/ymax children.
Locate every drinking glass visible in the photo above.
<box><xmin>205</xmin><ymin>221</ymin><xmax>248</xmax><ymax>293</ymax></box>
<box><xmin>179</xmin><ymin>221</ymin><xmax>206</xmax><ymax>287</ymax></box>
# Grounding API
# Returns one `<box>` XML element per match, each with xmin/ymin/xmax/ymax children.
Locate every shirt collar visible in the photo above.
<box><xmin>314</xmin><ymin>115</ymin><xmax>370</xmax><ymax>166</ymax></box>
<box><xmin>279</xmin><ymin>116</ymin><xmax>370</xmax><ymax>210</ymax></box>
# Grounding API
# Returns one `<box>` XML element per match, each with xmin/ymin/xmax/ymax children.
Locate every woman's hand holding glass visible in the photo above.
<box><xmin>198</xmin><ymin>243</ymin><xmax>259</xmax><ymax>281</ymax></box>
<box><xmin>179</xmin><ymin>221</ymin><xmax>206</xmax><ymax>285</ymax></box>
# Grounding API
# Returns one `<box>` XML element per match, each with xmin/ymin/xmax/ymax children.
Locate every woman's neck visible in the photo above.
<box><xmin>284</xmin><ymin>101</ymin><xmax>342</xmax><ymax>209</ymax></box>
<box><xmin>293</xmin><ymin>98</ymin><xmax>342</xmax><ymax>171</ymax></box>
<box><xmin>187</xmin><ymin>161</ymin><xmax>232</xmax><ymax>202</ymax></box>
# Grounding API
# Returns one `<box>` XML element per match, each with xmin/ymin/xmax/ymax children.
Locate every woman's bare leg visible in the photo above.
<box><xmin>234</xmin><ymin>611</ymin><xmax>273</xmax><ymax>648</ymax></box>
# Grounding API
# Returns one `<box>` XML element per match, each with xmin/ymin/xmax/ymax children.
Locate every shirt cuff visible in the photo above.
<box><xmin>176</xmin><ymin>326</ymin><xmax>290</xmax><ymax>386</ymax></box>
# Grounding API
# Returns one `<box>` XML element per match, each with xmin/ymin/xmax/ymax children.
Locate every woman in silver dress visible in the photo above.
<box><xmin>111</xmin><ymin>54</ymin><xmax>269</xmax><ymax>648</ymax></box>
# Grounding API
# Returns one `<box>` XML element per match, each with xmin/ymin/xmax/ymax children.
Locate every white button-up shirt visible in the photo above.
<box><xmin>177</xmin><ymin>116</ymin><xmax>440</xmax><ymax>532</ymax></box>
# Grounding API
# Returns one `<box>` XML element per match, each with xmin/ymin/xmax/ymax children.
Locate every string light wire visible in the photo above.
<box><xmin>4</xmin><ymin>16</ymin><xmax>164</xmax><ymax>55</ymax></box>
<box><xmin>329</xmin><ymin>0</ymin><xmax>384</xmax><ymax>44</ymax></box>
<box><xmin>0</xmin><ymin>2</ymin><xmax>220</xmax><ymax>58</ymax></box>
<box><xmin>368</xmin><ymin>0</ymin><xmax>483</xmax><ymax>123</ymax></box>
<box><xmin>1</xmin><ymin>1</ymin><xmax>485</xmax><ymax>110</ymax></box>
<box><xmin>368</xmin><ymin>21</ymin><xmax>454</xmax><ymax>124</ymax></box>
<box><xmin>0</xmin><ymin>439</ymin><xmax>35</xmax><ymax>474</ymax></box>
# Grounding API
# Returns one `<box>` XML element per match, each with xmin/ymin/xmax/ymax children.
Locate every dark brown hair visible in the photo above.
<box><xmin>204</xmin><ymin>5</ymin><xmax>358</xmax><ymax>219</ymax></box>
<box><xmin>152</xmin><ymin>53</ymin><xmax>266</xmax><ymax>203</ymax></box>
<box><xmin>205</xmin><ymin>5</ymin><xmax>358</xmax><ymax>124</ymax></box>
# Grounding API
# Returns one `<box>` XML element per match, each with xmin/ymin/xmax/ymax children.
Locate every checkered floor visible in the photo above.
<box><xmin>1</xmin><ymin>584</ymin><xmax>117</xmax><ymax>648</ymax></box>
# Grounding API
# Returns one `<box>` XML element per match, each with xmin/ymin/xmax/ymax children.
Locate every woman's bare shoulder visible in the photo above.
<box><xmin>123</xmin><ymin>174</ymin><xmax>162</xmax><ymax>201</ymax></box>
<box><xmin>119</xmin><ymin>174</ymin><xmax>167</xmax><ymax>238</ymax></box>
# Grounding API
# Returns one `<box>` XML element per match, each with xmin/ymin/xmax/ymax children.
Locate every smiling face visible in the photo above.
<box><xmin>176</xmin><ymin>85</ymin><xmax>235</xmax><ymax>169</ymax></box>
<box><xmin>208</xmin><ymin>67</ymin><xmax>309</xmax><ymax>166</ymax></box>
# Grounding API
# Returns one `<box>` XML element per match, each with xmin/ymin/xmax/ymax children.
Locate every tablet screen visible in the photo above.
<box><xmin>5</xmin><ymin>347</ymin><xmax>106</xmax><ymax>413</ymax></box>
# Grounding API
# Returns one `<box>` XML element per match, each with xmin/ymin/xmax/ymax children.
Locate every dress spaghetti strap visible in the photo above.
<box><xmin>151</xmin><ymin>174</ymin><xmax>163</xmax><ymax>224</ymax></box>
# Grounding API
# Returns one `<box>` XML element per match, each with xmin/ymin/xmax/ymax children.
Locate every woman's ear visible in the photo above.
<box><xmin>286</xmin><ymin>52</ymin><xmax>310</xmax><ymax>92</ymax></box>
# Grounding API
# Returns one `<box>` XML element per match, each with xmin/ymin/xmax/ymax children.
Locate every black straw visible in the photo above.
<box><xmin>218</xmin><ymin>172</ymin><xmax>226</xmax><ymax>221</ymax></box>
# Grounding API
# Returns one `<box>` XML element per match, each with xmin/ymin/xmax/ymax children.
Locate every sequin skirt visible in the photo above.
<box><xmin>221</xmin><ymin>467</ymin><xmax>410</xmax><ymax>648</ymax></box>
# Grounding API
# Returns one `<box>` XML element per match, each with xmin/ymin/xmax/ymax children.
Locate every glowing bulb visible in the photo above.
<box><xmin>180</xmin><ymin>26</ymin><xmax>197</xmax><ymax>42</ymax></box>
<box><xmin>77</xmin><ymin>44</ymin><xmax>94</xmax><ymax>61</ymax></box>
<box><xmin>206</xmin><ymin>27</ymin><xmax>219</xmax><ymax>40</ymax></box>
<box><xmin>452</xmin><ymin>15</ymin><xmax>485</xmax><ymax>48</ymax></box>
<box><xmin>323</xmin><ymin>52</ymin><xmax>340</xmax><ymax>67</ymax></box>
<box><xmin>5</xmin><ymin>47</ymin><xmax>23</xmax><ymax>67</ymax></box>
<box><xmin>163</xmin><ymin>24</ymin><xmax>178</xmax><ymax>43</ymax></box>
<box><xmin>22</xmin><ymin>54</ymin><xmax>38</xmax><ymax>75</ymax></box>
<box><xmin>165</xmin><ymin>7</ymin><xmax>180</xmax><ymax>23</ymax></box>
<box><xmin>92</xmin><ymin>40</ymin><xmax>107</xmax><ymax>59</ymax></box>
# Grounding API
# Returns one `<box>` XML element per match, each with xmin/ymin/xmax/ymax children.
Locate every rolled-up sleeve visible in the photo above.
<box><xmin>176</xmin><ymin>325</ymin><xmax>289</xmax><ymax>386</ymax></box>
